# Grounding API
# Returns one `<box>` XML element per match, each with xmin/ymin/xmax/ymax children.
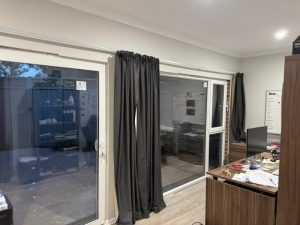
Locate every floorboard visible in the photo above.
<box><xmin>136</xmin><ymin>181</ymin><xmax>205</xmax><ymax>225</ymax></box>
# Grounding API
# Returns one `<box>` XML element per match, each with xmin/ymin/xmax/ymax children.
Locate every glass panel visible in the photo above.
<box><xmin>0</xmin><ymin>60</ymin><xmax>99</xmax><ymax>225</ymax></box>
<box><xmin>209</xmin><ymin>133</ymin><xmax>223</xmax><ymax>170</ymax></box>
<box><xmin>211</xmin><ymin>84</ymin><xmax>224</xmax><ymax>128</ymax></box>
<box><xmin>160</xmin><ymin>77</ymin><xmax>207</xmax><ymax>192</ymax></box>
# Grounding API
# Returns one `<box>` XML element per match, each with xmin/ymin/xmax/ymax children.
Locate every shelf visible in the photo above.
<box><xmin>39</xmin><ymin>138</ymin><xmax>78</xmax><ymax>143</ymax></box>
<box><xmin>39</xmin><ymin>122</ymin><xmax>77</xmax><ymax>126</ymax></box>
<box><xmin>62</xmin><ymin>147</ymin><xmax>79</xmax><ymax>151</ymax></box>
<box><xmin>31</xmin><ymin>80</ymin><xmax>81</xmax><ymax>180</ymax></box>
<box><xmin>33</xmin><ymin>86</ymin><xmax>77</xmax><ymax>90</ymax></box>
<box><xmin>39</xmin><ymin>140</ymin><xmax>56</xmax><ymax>143</ymax></box>
<box><xmin>39</xmin><ymin>105</ymin><xmax>79</xmax><ymax>108</ymax></box>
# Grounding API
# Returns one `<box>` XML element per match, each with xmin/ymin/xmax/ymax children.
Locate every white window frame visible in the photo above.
<box><xmin>160</xmin><ymin>72</ymin><xmax>229</xmax><ymax>192</ymax></box>
<box><xmin>205</xmin><ymin>80</ymin><xmax>228</xmax><ymax>171</ymax></box>
<box><xmin>209</xmin><ymin>80</ymin><xmax>228</xmax><ymax>133</ymax></box>
<box><xmin>0</xmin><ymin>48</ymin><xmax>107</xmax><ymax>225</ymax></box>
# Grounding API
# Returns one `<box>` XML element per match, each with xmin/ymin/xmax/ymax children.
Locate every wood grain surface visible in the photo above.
<box><xmin>276</xmin><ymin>55</ymin><xmax>300</xmax><ymax>225</ymax></box>
<box><xmin>229</xmin><ymin>143</ymin><xmax>247</xmax><ymax>162</ymax></box>
<box><xmin>206</xmin><ymin>178</ymin><xmax>276</xmax><ymax>225</ymax></box>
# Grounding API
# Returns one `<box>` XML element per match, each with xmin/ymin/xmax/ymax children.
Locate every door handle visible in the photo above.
<box><xmin>99</xmin><ymin>142</ymin><xmax>106</xmax><ymax>160</ymax></box>
<box><xmin>95</xmin><ymin>139</ymin><xmax>106</xmax><ymax>160</ymax></box>
<box><xmin>95</xmin><ymin>139</ymin><xmax>98</xmax><ymax>152</ymax></box>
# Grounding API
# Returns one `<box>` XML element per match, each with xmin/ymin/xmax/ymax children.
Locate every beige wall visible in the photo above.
<box><xmin>0</xmin><ymin>1</ymin><xmax>241</xmax><ymax>223</ymax></box>
<box><xmin>0</xmin><ymin>0</ymin><xmax>239</xmax><ymax>73</ymax></box>
<box><xmin>240</xmin><ymin>53</ymin><xmax>288</xmax><ymax>130</ymax></box>
<box><xmin>1</xmin><ymin>0</ymin><xmax>291</xmax><ymax>223</ymax></box>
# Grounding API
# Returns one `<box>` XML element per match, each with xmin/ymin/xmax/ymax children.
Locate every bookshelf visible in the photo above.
<box><xmin>32</xmin><ymin>78</ymin><xmax>80</xmax><ymax>175</ymax></box>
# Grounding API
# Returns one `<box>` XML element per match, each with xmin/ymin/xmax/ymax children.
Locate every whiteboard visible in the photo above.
<box><xmin>265</xmin><ymin>90</ymin><xmax>282</xmax><ymax>134</ymax></box>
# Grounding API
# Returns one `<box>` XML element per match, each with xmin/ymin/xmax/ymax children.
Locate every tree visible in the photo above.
<box><xmin>0</xmin><ymin>61</ymin><xmax>29</xmax><ymax>77</ymax></box>
<box><xmin>0</xmin><ymin>61</ymin><xmax>50</xmax><ymax>78</ymax></box>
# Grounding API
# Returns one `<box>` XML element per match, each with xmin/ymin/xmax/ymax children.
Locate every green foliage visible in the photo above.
<box><xmin>0</xmin><ymin>61</ymin><xmax>28</xmax><ymax>77</ymax></box>
<box><xmin>0</xmin><ymin>61</ymin><xmax>54</xmax><ymax>78</ymax></box>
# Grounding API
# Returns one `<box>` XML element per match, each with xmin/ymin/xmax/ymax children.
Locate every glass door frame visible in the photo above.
<box><xmin>0</xmin><ymin>48</ymin><xmax>107</xmax><ymax>225</ymax></box>
<box><xmin>208</xmin><ymin>80</ymin><xmax>228</xmax><ymax>132</ymax></box>
<box><xmin>159</xmin><ymin>73</ymin><xmax>228</xmax><ymax>192</ymax></box>
<box><xmin>205</xmin><ymin>79</ymin><xmax>228</xmax><ymax>172</ymax></box>
<box><xmin>160</xmin><ymin>73</ymin><xmax>210</xmax><ymax>192</ymax></box>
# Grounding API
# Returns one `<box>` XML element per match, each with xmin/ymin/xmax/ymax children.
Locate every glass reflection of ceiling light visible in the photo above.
<box><xmin>274</xmin><ymin>29</ymin><xmax>289</xmax><ymax>40</ymax></box>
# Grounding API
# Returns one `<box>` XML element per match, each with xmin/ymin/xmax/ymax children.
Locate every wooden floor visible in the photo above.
<box><xmin>161</xmin><ymin>156</ymin><xmax>204</xmax><ymax>188</ymax></box>
<box><xmin>136</xmin><ymin>181</ymin><xmax>205</xmax><ymax>225</ymax></box>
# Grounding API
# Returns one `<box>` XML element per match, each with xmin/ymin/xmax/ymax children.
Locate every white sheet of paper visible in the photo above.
<box><xmin>232</xmin><ymin>170</ymin><xmax>278</xmax><ymax>187</ymax></box>
<box><xmin>76</xmin><ymin>81</ymin><xmax>87</xmax><ymax>91</ymax></box>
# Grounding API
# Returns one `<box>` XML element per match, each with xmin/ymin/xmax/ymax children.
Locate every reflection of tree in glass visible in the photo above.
<box><xmin>0</xmin><ymin>61</ymin><xmax>53</xmax><ymax>78</ymax></box>
<box><xmin>35</xmin><ymin>66</ymin><xmax>53</xmax><ymax>78</ymax></box>
<box><xmin>0</xmin><ymin>61</ymin><xmax>28</xmax><ymax>77</ymax></box>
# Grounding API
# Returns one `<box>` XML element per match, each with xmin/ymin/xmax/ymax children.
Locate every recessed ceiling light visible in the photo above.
<box><xmin>274</xmin><ymin>29</ymin><xmax>289</xmax><ymax>40</ymax></box>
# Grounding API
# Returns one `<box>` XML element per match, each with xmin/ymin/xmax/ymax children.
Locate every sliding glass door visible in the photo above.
<box><xmin>0</xmin><ymin>57</ymin><xmax>106</xmax><ymax>225</ymax></box>
<box><xmin>160</xmin><ymin>76</ymin><xmax>208</xmax><ymax>191</ymax></box>
<box><xmin>208</xmin><ymin>81</ymin><xmax>227</xmax><ymax>170</ymax></box>
<box><xmin>160</xmin><ymin>75</ymin><xmax>228</xmax><ymax>191</ymax></box>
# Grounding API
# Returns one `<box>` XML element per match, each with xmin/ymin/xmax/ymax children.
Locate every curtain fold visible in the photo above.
<box><xmin>231</xmin><ymin>72</ymin><xmax>246</xmax><ymax>142</ymax></box>
<box><xmin>114</xmin><ymin>51</ymin><xmax>166</xmax><ymax>225</ymax></box>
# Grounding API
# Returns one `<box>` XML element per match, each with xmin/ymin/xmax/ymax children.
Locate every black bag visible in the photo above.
<box><xmin>293</xmin><ymin>36</ymin><xmax>300</xmax><ymax>55</ymax></box>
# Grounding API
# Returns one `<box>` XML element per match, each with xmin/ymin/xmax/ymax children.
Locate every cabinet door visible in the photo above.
<box><xmin>206</xmin><ymin>178</ymin><xmax>276</xmax><ymax>225</ymax></box>
<box><xmin>276</xmin><ymin>55</ymin><xmax>300</xmax><ymax>225</ymax></box>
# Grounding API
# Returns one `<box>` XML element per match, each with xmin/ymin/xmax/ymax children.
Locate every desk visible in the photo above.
<box><xmin>206</xmin><ymin>154</ymin><xmax>278</xmax><ymax>225</ymax></box>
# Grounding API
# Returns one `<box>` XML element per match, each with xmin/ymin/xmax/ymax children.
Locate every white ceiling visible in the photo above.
<box><xmin>48</xmin><ymin>0</ymin><xmax>299</xmax><ymax>58</ymax></box>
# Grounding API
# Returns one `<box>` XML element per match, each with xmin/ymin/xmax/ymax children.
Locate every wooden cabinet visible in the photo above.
<box><xmin>229</xmin><ymin>142</ymin><xmax>246</xmax><ymax>162</ymax></box>
<box><xmin>206</xmin><ymin>178</ymin><xmax>276</xmax><ymax>225</ymax></box>
<box><xmin>276</xmin><ymin>55</ymin><xmax>300</xmax><ymax>225</ymax></box>
<box><xmin>206</xmin><ymin>153</ymin><xmax>278</xmax><ymax>225</ymax></box>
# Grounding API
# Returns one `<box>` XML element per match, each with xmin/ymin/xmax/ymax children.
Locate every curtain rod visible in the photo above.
<box><xmin>0</xmin><ymin>27</ymin><xmax>236</xmax><ymax>76</ymax></box>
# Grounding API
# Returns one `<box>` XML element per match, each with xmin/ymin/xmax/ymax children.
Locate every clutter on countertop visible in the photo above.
<box><xmin>232</xmin><ymin>170</ymin><xmax>279</xmax><ymax>188</ymax></box>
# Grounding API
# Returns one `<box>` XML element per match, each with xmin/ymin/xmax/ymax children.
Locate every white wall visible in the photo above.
<box><xmin>1</xmin><ymin>0</ymin><xmax>291</xmax><ymax>222</ymax></box>
<box><xmin>0</xmin><ymin>1</ymin><xmax>240</xmax><ymax>223</ymax></box>
<box><xmin>240</xmin><ymin>53</ymin><xmax>288</xmax><ymax>130</ymax></box>
<box><xmin>0</xmin><ymin>0</ymin><xmax>239</xmax><ymax>73</ymax></box>
<box><xmin>160</xmin><ymin>78</ymin><xmax>207</xmax><ymax>127</ymax></box>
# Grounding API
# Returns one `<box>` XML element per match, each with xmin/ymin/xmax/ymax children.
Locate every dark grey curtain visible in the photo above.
<box><xmin>114</xmin><ymin>51</ymin><xmax>166</xmax><ymax>225</ymax></box>
<box><xmin>231</xmin><ymin>73</ymin><xmax>246</xmax><ymax>141</ymax></box>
